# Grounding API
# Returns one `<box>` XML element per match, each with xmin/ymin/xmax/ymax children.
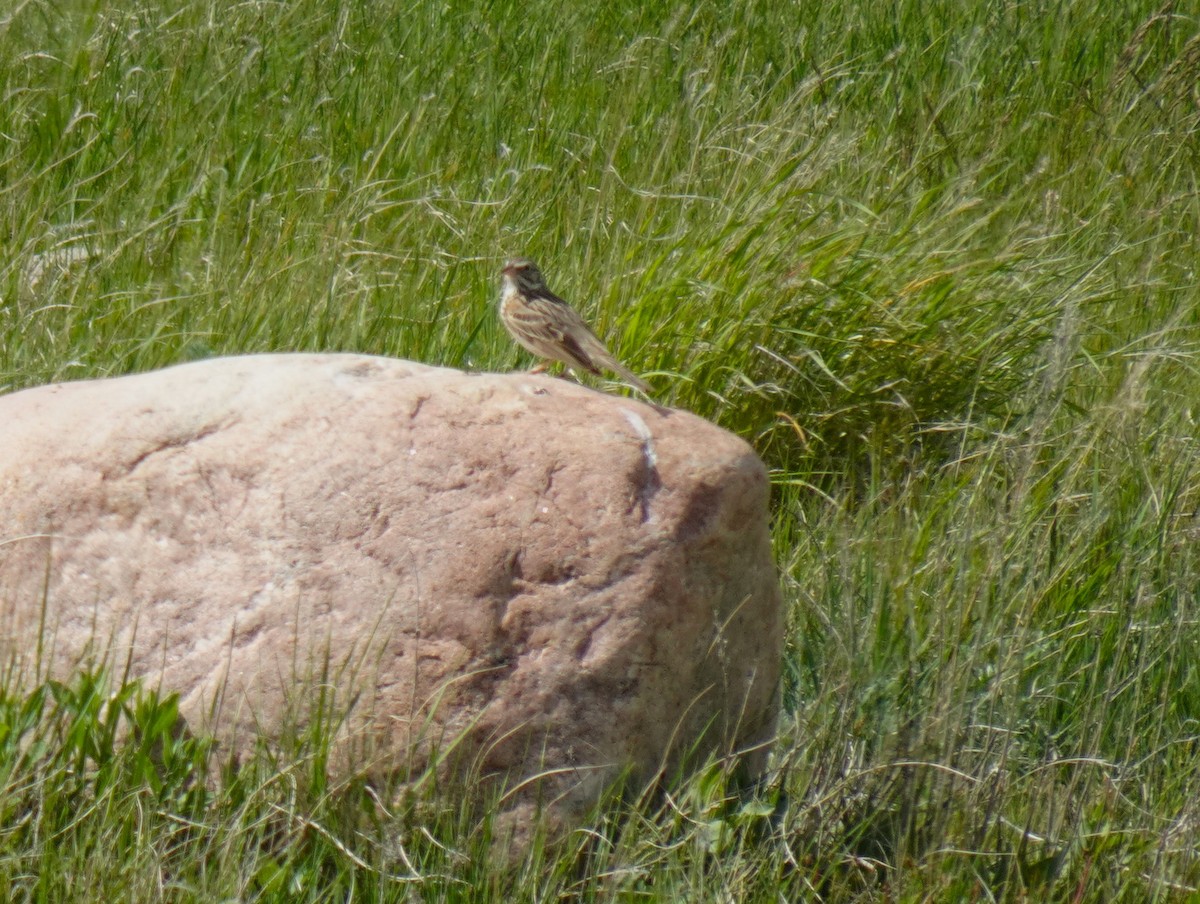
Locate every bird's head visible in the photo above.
<box><xmin>501</xmin><ymin>258</ymin><xmax>548</xmax><ymax>294</ymax></box>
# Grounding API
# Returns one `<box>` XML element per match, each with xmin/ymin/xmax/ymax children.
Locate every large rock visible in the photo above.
<box><xmin>0</xmin><ymin>354</ymin><xmax>781</xmax><ymax>840</ymax></box>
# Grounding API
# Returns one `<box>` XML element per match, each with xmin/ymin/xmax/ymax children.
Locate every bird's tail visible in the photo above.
<box><xmin>609</xmin><ymin>361</ymin><xmax>652</xmax><ymax>395</ymax></box>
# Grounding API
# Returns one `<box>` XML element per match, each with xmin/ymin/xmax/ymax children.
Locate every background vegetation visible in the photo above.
<box><xmin>3</xmin><ymin>0</ymin><xmax>1200</xmax><ymax>899</ymax></box>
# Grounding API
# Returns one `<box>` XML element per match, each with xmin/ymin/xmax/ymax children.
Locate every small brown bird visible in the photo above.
<box><xmin>498</xmin><ymin>258</ymin><xmax>650</xmax><ymax>393</ymax></box>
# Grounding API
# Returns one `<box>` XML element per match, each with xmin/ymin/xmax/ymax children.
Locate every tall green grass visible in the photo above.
<box><xmin>3</xmin><ymin>0</ymin><xmax>1200</xmax><ymax>899</ymax></box>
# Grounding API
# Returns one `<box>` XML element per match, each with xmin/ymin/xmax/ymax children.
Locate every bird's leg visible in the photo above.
<box><xmin>528</xmin><ymin>362</ymin><xmax>549</xmax><ymax>375</ymax></box>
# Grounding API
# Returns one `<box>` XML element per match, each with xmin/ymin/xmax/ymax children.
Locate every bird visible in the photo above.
<box><xmin>498</xmin><ymin>258</ymin><xmax>651</xmax><ymax>393</ymax></box>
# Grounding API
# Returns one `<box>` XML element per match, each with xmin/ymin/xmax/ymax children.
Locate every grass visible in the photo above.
<box><xmin>3</xmin><ymin>0</ymin><xmax>1200</xmax><ymax>898</ymax></box>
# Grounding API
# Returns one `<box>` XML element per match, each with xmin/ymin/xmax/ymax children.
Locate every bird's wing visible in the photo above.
<box><xmin>544</xmin><ymin>303</ymin><xmax>608</xmax><ymax>376</ymax></box>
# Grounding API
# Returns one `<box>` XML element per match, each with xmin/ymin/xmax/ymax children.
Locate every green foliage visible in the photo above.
<box><xmin>3</xmin><ymin>0</ymin><xmax>1200</xmax><ymax>899</ymax></box>
<box><xmin>0</xmin><ymin>672</ymin><xmax>211</xmax><ymax>899</ymax></box>
<box><xmin>7</xmin><ymin>0</ymin><xmax>1194</xmax><ymax>470</ymax></box>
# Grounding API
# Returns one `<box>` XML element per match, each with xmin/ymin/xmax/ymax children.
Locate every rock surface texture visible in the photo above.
<box><xmin>0</xmin><ymin>354</ymin><xmax>782</xmax><ymax>841</ymax></box>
